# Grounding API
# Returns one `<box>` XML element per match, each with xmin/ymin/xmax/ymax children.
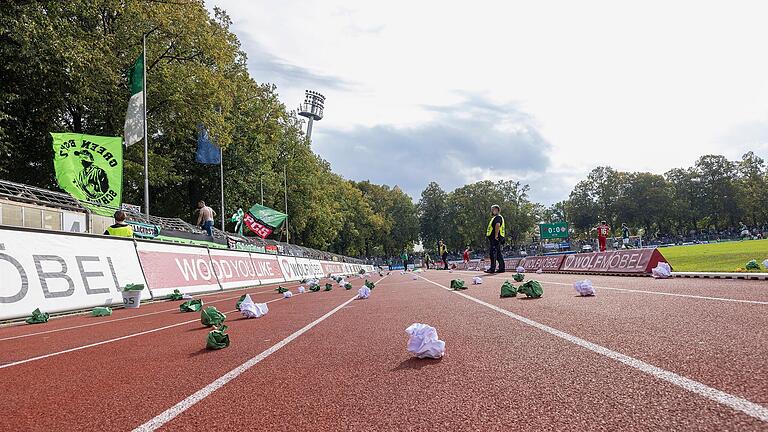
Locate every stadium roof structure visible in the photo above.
<box><xmin>0</xmin><ymin>179</ymin><xmax>83</xmax><ymax>211</ymax></box>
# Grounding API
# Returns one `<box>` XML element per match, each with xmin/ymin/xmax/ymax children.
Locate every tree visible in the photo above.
<box><xmin>417</xmin><ymin>182</ymin><xmax>448</xmax><ymax>250</ymax></box>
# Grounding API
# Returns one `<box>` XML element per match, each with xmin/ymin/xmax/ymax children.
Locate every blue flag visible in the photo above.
<box><xmin>196</xmin><ymin>124</ymin><xmax>221</xmax><ymax>164</ymax></box>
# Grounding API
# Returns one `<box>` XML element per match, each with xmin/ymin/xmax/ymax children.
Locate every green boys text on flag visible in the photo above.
<box><xmin>51</xmin><ymin>133</ymin><xmax>123</xmax><ymax>216</ymax></box>
<box><xmin>124</xmin><ymin>53</ymin><xmax>144</xmax><ymax>147</ymax></box>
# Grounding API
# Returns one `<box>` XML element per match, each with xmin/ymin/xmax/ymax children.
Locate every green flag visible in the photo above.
<box><xmin>51</xmin><ymin>133</ymin><xmax>123</xmax><ymax>216</ymax></box>
<box><xmin>124</xmin><ymin>53</ymin><xmax>144</xmax><ymax>147</ymax></box>
<box><xmin>247</xmin><ymin>203</ymin><xmax>287</xmax><ymax>228</ymax></box>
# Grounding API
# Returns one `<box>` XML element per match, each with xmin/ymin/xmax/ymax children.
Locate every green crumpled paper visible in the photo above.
<box><xmin>745</xmin><ymin>260</ymin><xmax>760</xmax><ymax>270</ymax></box>
<box><xmin>500</xmin><ymin>281</ymin><xmax>517</xmax><ymax>298</ymax></box>
<box><xmin>123</xmin><ymin>283</ymin><xmax>145</xmax><ymax>291</ymax></box>
<box><xmin>450</xmin><ymin>279</ymin><xmax>466</xmax><ymax>290</ymax></box>
<box><xmin>309</xmin><ymin>284</ymin><xmax>321</xmax><ymax>292</ymax></box>
<box><xmin>324</xmin><ymin>283</ymin><xmax>333</xmax><ymax>291</ymax></box>
<box><xmin>206</xmin><ymin>325</ymin><xmax>230</xmax><ymax>350</ymax></box>
<box><xmin>25</xmin><ymin>308</ymin><xmax>49</xmax><ymax>324</ymax></box>
<box><xmin>276</xmin><ymin>286</ymin><xmax>289</xmax><ymax>294</ymax></box>
<box><xmin>201</xmin><ymin>306</ymin><xmax>226</xmax><ymax>327</ymax></box>
<box><xmin>169</xmin><ymin>289</ymin><xmax>184</xmax><ymax>301</ymax></box>
<box><xmin>364</xmin><ymin>280</ymin><xmax>375</xmax><ymax>289</ymax></box>
<box><xmin>180</xmin><ymin>299</ymin><xmax>203</xmax><ymax>312</ymax></box>
<box><xmin>517</xmin><ymin>280</ymin><xmax>544</xmax><ymax>298</ymax></box>
<box><xmin>344</xmin><ymin>283</ymin><xmax>352</xmax><ymax>290</ymax></box>
<box><xmin>512</xmin><ymin>273</ymin><xmax>525</xmax><ymax>283</ymax></box>
<box><xmin>235</xmin><ymin>294</ymin><xmax>246</xmax><ymax>310</ymax></box>
<box><xmin>91</xmin><ymin>307</ymin><xmax>113</xmax><ymax>317</ymax></box>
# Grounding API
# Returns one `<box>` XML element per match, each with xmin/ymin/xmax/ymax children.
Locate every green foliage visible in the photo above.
<box><xmin>0</xmin><ymin>1</ymin><xmax>418</xmax><ymax>256</ymax></box>
<box><xmin>564</xmin><ymin>153</ymin><xmax>768</xmax><ymax>238</ymax></box>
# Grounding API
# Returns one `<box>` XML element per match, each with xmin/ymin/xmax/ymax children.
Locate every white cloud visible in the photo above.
<box><xmin>209</xmin><ymin>0</ymin><xmax>768</xmax><ymax>203</ymax></box>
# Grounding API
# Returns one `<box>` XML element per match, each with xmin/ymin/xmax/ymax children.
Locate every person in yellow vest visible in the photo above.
<box><xmin>485</xmin><ymin>204</ymin><xmax>506</xmax><ymax>273</ymax></box>
<box><xmin>438</xmin><ymin>240</ymin><xmax>448</xmax><ymax>270</ymax></box>
<box><xmin>103</xmin><ymin>210</ymin><xmax>134</xmax><ymax>237</ymax></box>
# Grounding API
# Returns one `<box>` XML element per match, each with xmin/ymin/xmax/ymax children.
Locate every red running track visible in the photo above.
<box><xmin>1</xmin><ymin>272</ymin><xmax>767</xmax><ymax>431</ymax></box>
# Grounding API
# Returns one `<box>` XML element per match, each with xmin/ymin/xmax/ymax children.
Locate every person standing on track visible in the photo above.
<box><xmin>401</xmin><ymin>250</ymin><xmax>409</xmax><ymax>271</ymax></box>
<box><xmin>424</xmin><ymin>252</ymin><xmax>431</xmax><ymax>270</ymax></box>
<box><xmin>462</xmin><ymin>246</ymin><xmax>471</xmax><ymax>269</ymax></box>
<box><xmin>439</xmin><ymin>240</ymin><xmax>448</xmax><ymax>270</ymax></box>
<box><xmin>485</xmin><ymin>205</ymin><xmax>506</xmax><ymax>274</ymax></box>
<box><xmin>594</xmin><ymin>220</ymin><xmax>610</xmax><ymax>252</ymax></box>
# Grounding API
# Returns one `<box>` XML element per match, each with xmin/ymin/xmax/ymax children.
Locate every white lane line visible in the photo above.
<box><xmin>0</xmin><ymin>298</ymin><xmax>283</xmax><ymax>370</ymax></box>
<box><xmin>0</xmin><ymin>282</ymin><xmax>304</xmax><ymax>342</ymax></box>
<box><xmin>418</xmin><ymin>274</ymin><xmax>768</xmax><ymax>423</ymax></box>
<box><xmin>474</xmin><ymin>273</ymin><xmax>768</xmax><ymax>305</ymax></box>
<box><xmin>0</xmin><ymin>290</ymin><xmax>277</xmax><ymax>342</ymax></box>
<box><xmin>134</xmin><ymin>294</ymin><xmax>361</xmax><ymax>431</ymax></box>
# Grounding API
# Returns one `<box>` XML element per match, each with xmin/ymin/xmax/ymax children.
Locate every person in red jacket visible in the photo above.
<box><xmin>462</xmin><ymin>246</ymin><xmax>471</xmax><ymax>269</ymax></box>
<box><xmin>594</xmin><ymin>221</ymin><xmax>610</xmax><ymax>252</ymax></box>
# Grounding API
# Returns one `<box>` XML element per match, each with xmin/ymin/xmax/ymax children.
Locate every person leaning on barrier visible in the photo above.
<box><xmin>103</xmin><ymin>210</ymin><xmax>134</xmax><ymax>238</ymax></box>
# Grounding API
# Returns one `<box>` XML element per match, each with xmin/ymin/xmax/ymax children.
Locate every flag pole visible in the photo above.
<box><xmin>283</xmin><ymin>165</ymin><xmax>289</xmax><ymax>244</ymax></box>
<box><xmin>220</xmin><ymin>149</ymin><xmax>225</xmax><ymax>232</ymax></box>
<box><xmin>142</xmin><ymin>33</ymin><xmax>150</xmax><ymax>218</ymax></box>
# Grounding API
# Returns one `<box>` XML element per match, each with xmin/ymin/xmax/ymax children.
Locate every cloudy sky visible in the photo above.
<box><xmin>208</xmin><ymin>0</ymin><xmax>768</xmax><ymax>204</ymax></box>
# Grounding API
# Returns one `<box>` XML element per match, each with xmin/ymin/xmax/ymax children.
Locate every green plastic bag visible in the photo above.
<box><xmin>180</xmin><ymin>299</ymin><xmax>203</xmax><ymax>312</ymax></box>
<box><xmin>500</xmin><ymin>281</ymin><xmax>517</xmax><ymax>298</ymax></box>
<box><xmin>746</xmin><ymin>260</ymin><xmax>760</xmax><ymax>271</ymax></box>
<box><xmin>365</xmin><ymin>280</ymin><xmax>375</xmax><ymax>289</ymax></box>
<box><xmin>324</xmin><ymin>283</ymin><xmax>333</xmax><ymax>291</ymax></box>
<box><xmin>206</xmin><ymin>325</ymin><xmax>230</xmax><ymax>350</ymax></box>
<box><xmin>517</xmin><ymin>280</ymin><xmax>544</xmax><ymax>298</ymax></box>
<box><xmin>169</xmin><ymin>289</ymin><xmax>184</xmax><ymax>301</ymax></box>
<box><xmin>512</xmin><ymin>273</ymin><xmax>525</xmax><ymax>283</ymax></box>
<box><xmin>309</xmin><ymin>284</ymin><xmax>321</xmax><ymax>292</ymax></box>
<box><xmin>201</xmin><ymin>306</ymin><xmax>226</xmax><ymax>327</ymax></box>
<box><xmin>123</xmin><ymin>283</ymin><xmax>145</xmax><ymax>291</ymax></box>
<box><xmin>344</xmin><ymin>283</ymin><xmax>352</xmax><ymax>290</ymax></box>
<box><xmin>276</xmin><ymin>286</ymin><xmax>289</xmax><ymax>294</ymax></box>
<box><xmin>91</xmin><ymin>307</ymin><xmax>113</xmax><ymax>317</ymax></box>
<box><xmin>450</xmin><ymin>279</ymin><xmax>466</xmax><ymax>290</ymax></box>
<box><xmin>25</xmin><ymin>308</ymin><xmax>49</xmax><ymax>324</ymax></box>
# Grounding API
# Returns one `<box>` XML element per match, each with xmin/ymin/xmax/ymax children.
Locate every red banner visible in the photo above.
<box><xmin>503</xmin><ymin>258</ymin><xmax>522</xmax><ymax>269</ymax></box>
<box><xmin>560</xmin><ymin>249</ymin><xmax>668</xmax><ymax>274</ymax></box>
<box><xmin>243</xmin><ymin>212</ymin><xmax>273</xmax><ymax>238</ymax></box>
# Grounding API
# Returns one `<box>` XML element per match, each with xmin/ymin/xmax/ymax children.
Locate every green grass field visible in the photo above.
<box><xmin>659</xmin><ymin>239</ymin><xmax>768</xmax><ymax>273</ymax></box>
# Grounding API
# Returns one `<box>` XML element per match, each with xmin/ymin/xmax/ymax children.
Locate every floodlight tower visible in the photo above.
<box><xmin>298</xmin><ymin>90</ymin><xmax>325</xmax><ymax>140</ymax></box>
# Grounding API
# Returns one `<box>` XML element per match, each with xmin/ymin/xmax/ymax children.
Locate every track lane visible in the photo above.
<box><xmin>0</xmin><ymin>276</ymin><xmax>382</xmax><ymax>432</ymax></box>
<box><xmin>426</xmin><ymin>270</ymin><xmax>768</xmax><ymax>405</ymax></box>
<box><xmin>159</xmin><ymin>272</ymin><xmax>766</xmax><ymax>431</ymax></box>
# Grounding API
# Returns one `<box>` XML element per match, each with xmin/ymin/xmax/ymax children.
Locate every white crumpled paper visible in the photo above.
<box><xmin>516</xmin><ymin>266</ymin><xmax>525</xmax><ymax>273</ymax></box>
<box><xmin>472</xmin><ymin>276</ymin><xmax>483</xmax><ymax>284</ymax></box>
<box><xmin>405</xmin><ymin>323</ymin><xmax>445</xmax><ymax>359</ymax></box>
<box><xmin>240</xmin><ymin>295</ymin><xmax>269</xmax><ymax>318</ymax></box>
<box><xmin>536</xmin><ymin>268</ymin><xmax>543</xmax><ymax>274</ymax></box>
<box><xmin>448</xmin><ymin>269</ymin><xmax>454</xmax><ymax>273</ymax></box>
<box><xmin>763</xmin><ymin>259</ymin><xmax>768</xmax><ymax>270</ymax></box>
<box><xmin>357</xmin><ymin>286</ymin><xmax>371</xmax><ymax>299</ymax></box>
<box><xmin>574</xmin><ymin>279</ymin><xmax>595</xmax><ymax>296</ymax></box>
<box><xmin>298</xmin><ymin>286</ymin><xmax>306</xmax><ymax>293</ymax></box>
<box><xmin>651</xmin><ymin>262</ymin><xmax>672</xmax><ymax>279</ymax></box>
<box><xmin>283</xmin><ymin>290</ymin><xmax>293</xmax><ymax>298</ymax></box>
<box><xmin>412</xmin><ymin>275</ymin><xmax>419</xmax><ymax>280</ymax></box>
<box><xmin>181</xmin><ymin>294</ymin><xmax>193</xmax><ymax>300</ymax></box>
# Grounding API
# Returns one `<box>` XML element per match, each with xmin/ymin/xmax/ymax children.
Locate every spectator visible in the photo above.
<box><xmin>196</xmin><ymin>200</ymin><xmax>216</xmax><ymax>236</ymax></box>
<box><xmin>485</xmin><ymin>204</ymin><xmax>506</xmax><ymax>274</ymax></box>
<box><xmin>103</xmin><ymin>210</ymin><xmax>134</xmax><ymax>237</ymax></box>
